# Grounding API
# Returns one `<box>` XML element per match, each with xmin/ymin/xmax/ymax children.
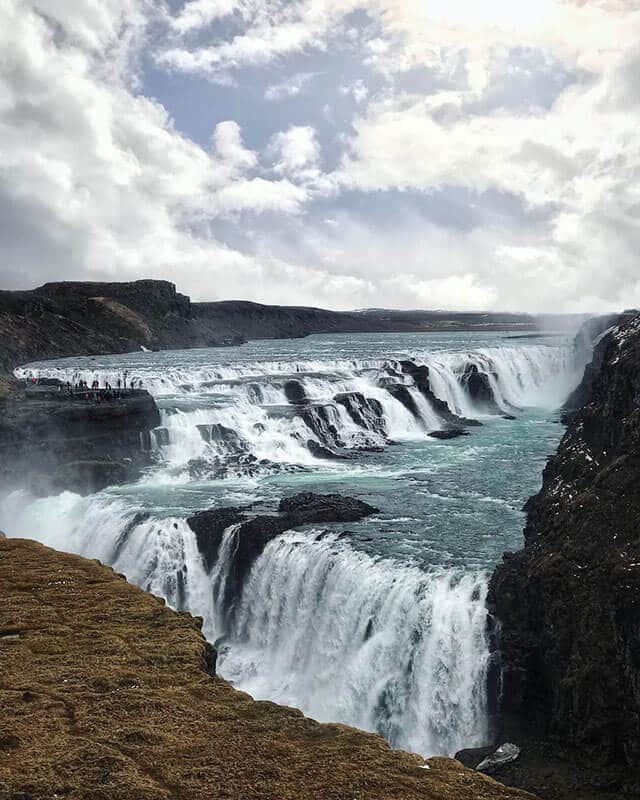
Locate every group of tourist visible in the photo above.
<box><xmin>24</xmin><ymin>375</ymin><xmax>144</xmax><ymax>403</ymax></box>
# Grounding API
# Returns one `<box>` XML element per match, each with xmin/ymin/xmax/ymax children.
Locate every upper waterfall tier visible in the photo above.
<box><xmin>18</xmin><ymin>338</ymin><xmax>584</xmax><ymax>480</ymax></box>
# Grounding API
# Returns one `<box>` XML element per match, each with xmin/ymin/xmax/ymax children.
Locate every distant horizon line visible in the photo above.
<box><xmin>1</xmin><ymin>279</ymin><xmax>625</xmax><ymax>318</ymax></box>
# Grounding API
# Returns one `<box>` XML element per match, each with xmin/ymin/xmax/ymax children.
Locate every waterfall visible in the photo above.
<box><xmin>16</xmin><ymin>342</ymin><xmax>584</xmax><ymax>478</ymax></box>
<box><xmin>6</xmin><ymin>336</ymin><xmax>585</xmax><ymax>759</ymax></box>
<box><xmin>0</xmin><ymin>489</ymin><xmax>490</xmax><ymax>757</ymax></box>
<box><xmin>219</xmin><ymin>531</ymin><xmax>490</xmax><ymax>756</ymax></box>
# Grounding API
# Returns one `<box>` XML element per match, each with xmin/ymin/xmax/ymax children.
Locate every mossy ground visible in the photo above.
<box><xmin>0</xmin><ymin>538</ymin><xmax>537</xmax><ymax>800</ymax></box>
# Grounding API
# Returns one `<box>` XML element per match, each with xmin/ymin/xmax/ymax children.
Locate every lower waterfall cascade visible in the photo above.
<box><xmin>4</xmin><ymin>331</ymin><xmax>588</xmax><ymax>757</ymax></box>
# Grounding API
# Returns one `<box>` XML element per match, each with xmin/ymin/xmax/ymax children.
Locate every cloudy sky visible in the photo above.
<box><xmin>1</xmin><ymin>0</ymin><xmax>639</xmax><ymax>311</ymax></box>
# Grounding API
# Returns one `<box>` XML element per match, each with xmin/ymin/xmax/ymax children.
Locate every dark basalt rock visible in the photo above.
<box><xmin>386</xmin><ymin>384</ymin><xmax>422</xmax><ymax>420</ymax></box>
<box><xmin>284</xmin><ymin>380</ymin><xmax>309</xmax><ymax>405</ymax></box>
<box><xmin>56</xmin><ymin>459</ymin><xmax>130</xmax><ymax>494</ymax></box>
<box><xmin>489</xmin><ymin>313</ymin><xmax>640</xmax><ymax>795</ymax></box>
<box><xmin>398</xmin><ymin>360</ymin><xmax>482</xmax><ymax>428</ymax></box>
<box><xmin>300</xmin><ymin>405</ymin><xmax>343</xmax><ymax>448</ymax></box>
<box><xmin>278</xmin><ymin>492</ymin><xmax>379</xmax><ymax>524</ymax></box>
<box><xmin>476</xmin><ymin>743</ymin><xmax>521</xmax><ymax>774</ymax></box>
<box><xmin>559</xmin><ymin>313</ymin><xmax>636</xmax><ymax>425</ymax></box>
<box><xmin>455</xmin><ymin>746</ymin><xmax>496</xmax><ymax>770</ymax></box>
<box><xmin>307</xmin><ymin>439</ymin><xmax>349</xmax><ymax>460</ymax></box>
<box><xmin>428</xmin><ymin>429</ymin><xmax>469</xmax><ymax>440</ymax></box>
<box><xmin>0</xmin><ymin>389</ymin><xmax>161</xmax><ymax>494</ymax></box>
<box><xmin>197</xmin><ymin>422</ymin><xmax>247</xmax><ymax>453</ymax></box>
<box><xmin>334</xmin><ymin>392</ymin><xmax>386</xmax><ymax>436</ymax></box>
<box><xmin>461</xmin><ymin>363</ymin><xmax>502</xmax><ymax>414</ymax></box>
<box><xmin>186</xmin><ymin>507</ymin><xmax>248</xmax><ymax>571</ymax></box>
<box><xmin>187</xmin><ymin>492</ymin><xmax>379</xmax><ymax>627</ymax></box>
<box><xmin>111</xmin><ymin>511</ymin><xmax>151</xmax><ymax>562</ymax></box>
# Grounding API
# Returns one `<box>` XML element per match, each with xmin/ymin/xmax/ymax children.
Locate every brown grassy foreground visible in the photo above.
<box><xmin>0</xmin><ymin>537</ymin><xmax>536</xmax><ymax>800</ymax></box>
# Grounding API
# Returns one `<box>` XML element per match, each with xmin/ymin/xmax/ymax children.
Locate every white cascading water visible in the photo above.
<box><xmin>219</xmin><ymin>530</ymin><xmax>490</xmax><ymax>756</ymax></box>
<box><xmin>0</xmin><ymin>489</ymin><xmax>490</xmax><ymax>756</ymax></box>
<box><xmin>17</xmin><ymin>343</ymin><xmax>582</xmax><ymax>476</ymax></box>
<box><xmin>6</xmin><ymin>340</ymin><xmax>587</xmax><ymax>756</ymax></box>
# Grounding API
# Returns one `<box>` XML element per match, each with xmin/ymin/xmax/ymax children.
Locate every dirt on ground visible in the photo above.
<box><xmin>0</xmin><ymin>537</ymin><xmax>537</xmax><ymax>800</ymax></box>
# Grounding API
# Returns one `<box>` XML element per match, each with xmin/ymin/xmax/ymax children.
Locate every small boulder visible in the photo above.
<box><xmin>476</xmin><ymin>743</ymin><xmax>521</xmax><ymax>774</ymax></box>
<box><xmin>307</xmin><ymin>439</ymin><xmax>347</xmax><ymax>460</ymax></box>
<box><xmin>454</xmin><ymin>746</ymin><xmax>495</xmax><ymax>770</ymax></box>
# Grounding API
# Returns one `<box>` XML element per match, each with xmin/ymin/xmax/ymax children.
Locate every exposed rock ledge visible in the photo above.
<box><xmin>0</xmin><ymin>537</ymin><xmax>535</xmax><ymax>800</ymax></box>
<box><xmin>0</xmin><ymin>386</ymin><xmax>160</xmax><ymax>494</ymax></box>
<box><xmin>488</xmin><ymin>312</ymin><xmax>640</xmax><ymax>799</ymax></box>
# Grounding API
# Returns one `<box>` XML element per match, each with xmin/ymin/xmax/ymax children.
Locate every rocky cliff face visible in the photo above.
<box><xmin>0</xmin><ymin>387</ymin><xmax>160</xmax><ymax>494</ymax></box>
<box><xmin>0</xmin><ymin>280</ymin><xmax>239</xmax><ymax>382</ymax></box>
<box><xmin>489</xmin><ymin>313</ymin><xmax>640</xmax><ymax>796</ymax></box>
<box><xmin>0</xmin><ymin>536</ymin><xmax>537</xmax><ymax>800</ymax></box>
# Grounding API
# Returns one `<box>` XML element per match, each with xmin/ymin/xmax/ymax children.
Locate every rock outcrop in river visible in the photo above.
<box><xmin>0</xmin><ymin>536</ymin><xmax>537</xmax><ymax>800</ymax></box>
<box><xmin>187</xmin><ymin>493</ymin><xmax>379</xmax><ymax>621</ymax></box>
<box><xmin>489</xmin><ymin>312</ymin><xmax>640</xmax><ymax>798</ymax></box>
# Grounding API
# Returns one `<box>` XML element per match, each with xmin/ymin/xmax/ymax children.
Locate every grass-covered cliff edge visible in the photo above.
<box><xmin>486</xmin><ymin>312</ymin><xmax>640</xmax><ymax>798</ymax></box>
<box><xmin>0</xmin><ymin>536</ymin><xmax>536</xmax><ymax>800</ymax></box>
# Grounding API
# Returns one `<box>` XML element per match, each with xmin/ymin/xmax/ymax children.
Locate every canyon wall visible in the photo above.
<box><xmin>489</xmin><ymin>313</ymin><xmax>640</xmax><ymax>795</ymax></box>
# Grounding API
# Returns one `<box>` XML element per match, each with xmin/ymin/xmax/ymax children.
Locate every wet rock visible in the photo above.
<box><xmin>216</xmin><ymin>515</ymin><xmax>295</xmax><ymax>617</ymax></box>
<box><xmin>398</xmin><ymin>361</ymin><xmax>482</xmax><ymax>428</ymax></box>
<box><xmin>186</xmin><ymin>507</ymin><xmax>248</xmax><ymax>571</ymax></box>
<box><xmin>307</xmin><ymin>440</ymin><xmax>348</xmax><ymax>460</ymax></box>
<box><xmin>334</xmin><ymin>392</ymin><xmax>386</xmax><ymax>436</ymax></box>
<box><xmin>455</xmin><ymin>746</ymin><xmax>495</xmax><ymax>770</ymax></box>
<box><xmin>154</xmin><ymin>426</ymin><xmax>170</xmax><ymax>446</ymax></box>
<box><xmin>57</xmin><ymin>459</ymin><xmax>130</xmax><ymax>494</ymax></box>
<box><xmin>0</xmin><ymin>389</ymin><xmax>160</xmax><ymax>494</ymax></box>
<box><xmin>111</xmin><ymin>512</ymin><xmax>150</xmax><ymax>562</ymax></box>
<box><xmin>278</xmin><ymin>492</ymin><xmax>379</xmax><ymax>524</ymax></box>
<box><xmin>300</xmin><ymin>405</ymin><xmax>343</xmax><ymax>448</ymax></box>
<box><xmin>476</xmin><ymin>744</ymin><xmax>521</xmax><ymax>774</ymax></box>
<box><xmin>428</xmin><ymin>429</ymin><xmax>469</xmax><ymax>440</ymax></box>
<box><xmin>558</xmin><ymin>312</ymin><xmax>636</xmax><ymax>425</ymax></box>
<box><xmin>386</xmin><ymin>384</ymin><xmax>422</xmax><ymax>420</ymax></box>
<box><xmin>354</xmin><ymin>443</ymin><xmax>385</xmax><ymax>453</ymax></box>
<box><xmin>461</xmin><ymin>364</ymin><xmax>501</xmax><ymax>414</ymax></box>
<box><xmin>501</xmin><ymin>414</ymin><xmax>517</xmax><ymax>421</ymax></box>
<box><xmin>197</xmin><ymin>423</ymin><xmax>247</xmax><ymax>453</ymax></box>
<box><xmin>284</xmin><ymin>380</ymin><xmax>309</xmax><ymax>405</ymax></box>
<box><xmin>188</xmin><ymin>492</ymin><xmax>379</xmax><ymax>619</ymax></box>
